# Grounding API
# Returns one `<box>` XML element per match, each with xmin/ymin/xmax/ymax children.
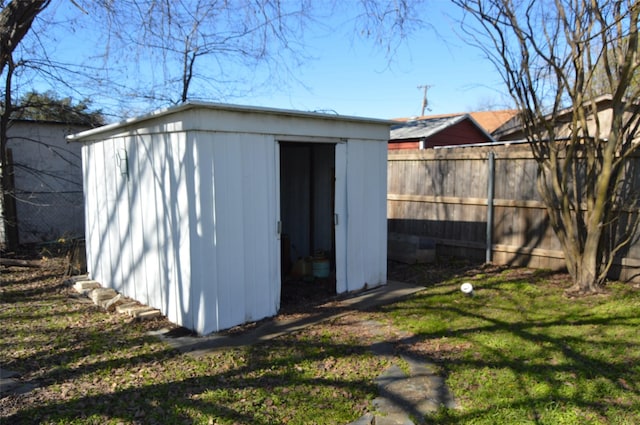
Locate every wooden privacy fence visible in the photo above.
<box><xmin>387</xmin><ymin>144</ymin><xmax>640</xmax><ymax>281</ymax></box>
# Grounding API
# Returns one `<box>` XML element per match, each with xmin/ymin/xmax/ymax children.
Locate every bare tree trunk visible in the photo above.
<box><xmin>456</xmin><ymin>0</ymin><xmax>640</xmax><ymax>293</ymax></box>
<box><xmin>0</xmin><ymin>54</ymin><xmax>17</xmax><ymax>250</ymax></box>
<box><xmin>1</xmin><ymin>0</ymin><xmax>51</xmax><ymax>250</ymax></box>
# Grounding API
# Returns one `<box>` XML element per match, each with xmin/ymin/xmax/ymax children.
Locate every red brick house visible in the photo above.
<box><xmin>389</xmin><ymin>113</ymin><xmax>496</xmax><ymax>150</ymax></box>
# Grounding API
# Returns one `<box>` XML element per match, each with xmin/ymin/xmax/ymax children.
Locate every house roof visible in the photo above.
<box><xmin>393</xmin><ymin>109</ymin><xmax>518</xmax><ymax>135</ymax></box>
<box><xmin>390</xmin><ymin>113</ymin><xmax>495</xmax><ymax>143</ymax></box>
<box><xmin>491</xmin><ymin>94</ymin><xmax>620</xmax><ymax>140</ymax></box>
<box><xmin>467</xmin><ymin>110</ymin><xmax>519</xmax><ymax>133</ymax></box>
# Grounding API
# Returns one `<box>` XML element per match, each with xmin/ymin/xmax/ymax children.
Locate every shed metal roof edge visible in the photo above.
<box><xmin>66</xmin><ymin>101</ymin><xmax>394</xmax><ymax>142</ymax></box>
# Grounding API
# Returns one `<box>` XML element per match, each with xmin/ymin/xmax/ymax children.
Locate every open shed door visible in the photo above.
<box><xmin>334</xmin><ymin>141</ymin><xmax>348</xmax><ymax>293</ymax></box>
<box><xmin>334</xmin><ymin>140</ymin><xmax>387</xmax><ymax>294</ymax></box>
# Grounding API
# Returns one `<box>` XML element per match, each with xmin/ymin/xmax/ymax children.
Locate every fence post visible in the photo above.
<box><xmin>486</xmin><ymin>152</ymin><xmax>495</xmax><ymax>263</ymax></box>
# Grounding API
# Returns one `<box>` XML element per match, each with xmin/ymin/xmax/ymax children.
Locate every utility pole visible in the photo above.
<box><xmin>417</xmin><ymin>84</ymin><xmax>432</xmax><ymax>116</ymax></box>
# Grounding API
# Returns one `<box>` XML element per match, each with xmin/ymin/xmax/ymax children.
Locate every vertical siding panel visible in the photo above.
<box><xmin>135</xmin><ymin>134</ymin><xmax>160</xmax><ymax>308</ymax></box>
<box><xmin>127</xmin><ymin>137</ymin><xmax>144</xmax><ymax>304</ymax></box>
<box><xmin>161</xmin><ymin>133</ymin><xmax>192</xmax><ymax>330</ymax></box>
<box><xmin>97</xmin><ymin>142</ymin><xmax>111</xmax><ymax>287</ymax></box>
<box><xmin>240</xmin><ymin>135</ymin><xmax>277</xmax><ymax>323</ymax></box>
<box><xmin>102</xmin><ymin>139</ymin><xmax>122</xmax><ymax>293</ymax></box>
<box><xmin>212</xmin><ymin>134</ymin><xmax>246</xmax><ymax>330</ymax></box>
<box><xmin>118</xmin><ymin>137</ymin><xmax>136</xmax><ymax>300</ymax></box>
<box><xmin>153</xmin><ymin>135</ymin><xmax>175</xmax><ymax>325</ymax></box>
<box><xmin>174</xmin><ymin>134</ymin><xmax>193</xmax><ymax>330</ymax></box>
<box><xmin>82</xmin><ymin>144</ymin><xmax>99</xmax><ymax>281</ymax></box>
<box><xmin>186</xmin><ymin>133</ymin><xmax>216</xmax><ymax>334</ymax></box>
<box><xmin>346</xmin><ymin>141</ymin><xmax>366</xmax><ymax>291</ymax></box>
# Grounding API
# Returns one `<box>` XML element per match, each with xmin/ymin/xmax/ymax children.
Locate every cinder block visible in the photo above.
<box><xmin>99</xmin><ymin>293</ymin><xmax>123</xmax><ymax>310</ymax></box>
<box><xmin>135</xmin><ymin>309</ymin><xmax>162</xmax><ymax>320</ymax></box>
<box><xmin>90</xmin><ymin>288</ymin><xmax>118</xmax><ymax>304</ymax></box>
<box><xmin>73</xmin><ymin>280</ymin><xmax>101</xmax><ymax>292</ymax></box>
<box><xmin>388</xmin><ymin>232</ymin><xmax>436</xmax><ymax>264</ymax></box>
<box><xmin>116</xmin><ymin>302</ymin><xmax>140</xmax><ymax>315</ymax></box>
<box><xmin>129</xmin><ymin>306</ymin><xmax>159</xmax><ymax>318</ymax></box>
<box><xmin>65</xmin><ymin>275</ymin><xmax>89</xmax><ymax>285</ymax></box>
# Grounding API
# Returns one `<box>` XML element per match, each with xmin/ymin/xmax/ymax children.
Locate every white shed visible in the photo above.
<box><xmin>68</xmin><ymin>102</ymin><xmax>390</xmax><ymax>335</ymax></box>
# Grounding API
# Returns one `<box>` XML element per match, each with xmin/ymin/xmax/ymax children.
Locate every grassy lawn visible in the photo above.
<box><xmin>380</xmin><ymin>266</ymin><xmax>640</xmax><ymax>424</ymax></box>
<box><xmin>2</xmin><ymin>256</ymin><xmax>639</xmax><ymax>424</ymax></box>
<box><xmin>1</xmin><ymin>259</ymin><xmax>390</xmax><ymax>424</ymax></box>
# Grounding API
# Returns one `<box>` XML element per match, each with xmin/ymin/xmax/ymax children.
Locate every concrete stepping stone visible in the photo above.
<box><xmin>0</xmin><ymin>368</ymin><xmax>37</xmax><ymax>396</ymax></box>
<box><xmin>73</xmin><ymin>279</ymin><xmax>101</xmax><ymax>293</ymax></box>
<box><xmin>135</xmin><ymin>309</ymin><xmax>162</xmax><ymax>320</ymax></box>
<box><xmin>116</xmin><ymin>302</ymin><xmax>141</xmax><ymax>315</ymax></box>
<box><xmin>90</xmin><ymin>288</ymin><xmax>118</xmax><ymax>304</ymax></box>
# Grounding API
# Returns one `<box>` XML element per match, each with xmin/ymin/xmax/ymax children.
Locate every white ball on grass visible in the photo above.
<box><xmin>460</xmin><ymin>282</ymin><xmax>474</xmax><ymax>294</ymax></box>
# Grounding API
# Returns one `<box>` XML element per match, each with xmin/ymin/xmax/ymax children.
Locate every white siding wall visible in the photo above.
<box><xmin>83</xmin><ymin>130</ymin><xmax>280</xmax><ymax>334</ymax></box>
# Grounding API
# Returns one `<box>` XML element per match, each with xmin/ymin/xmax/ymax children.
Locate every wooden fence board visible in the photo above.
<box><xmin>387</xmin><ymin>145</ymin><xmax>640</xmax><ymax>281</ymax></box>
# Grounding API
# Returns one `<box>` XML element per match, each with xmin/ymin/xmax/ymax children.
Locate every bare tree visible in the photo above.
<box><xmin>83</xmin><ymin>0</ymin><xmax>426</xmax><ymax>106</ymax></box>
<box><xmin>0</xmin><ymin>0</ymin><xmax>50</xmax><ymax>75</ymax></box>
<box><xmin>1</xmin><ymin>0</ymin><xmax>51</xmax><ymax>249</ymax></box>
<box><xmin>84</xmin><ymin>0</ymin><xmax>316</xmax><ymax>105</ymax></box>
<box><xmin>455</xmin><ymin>0</ymin><xmax>640</xmax><ymax>293</ymax></box>
<box><xmin>0</xmin><ymin>0</ymin><xmax>423</xmax><ymax>249</ymax></box>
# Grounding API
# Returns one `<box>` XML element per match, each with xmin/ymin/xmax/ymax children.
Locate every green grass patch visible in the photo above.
<box><xmin>383</xmin><ymin>269</ymin><xmax>640</xmax><ymax>424</ymax></box>
<box><xmin>0</xmin><ymin>261</ymin><xmax>386</xmax><ymax>424</ymax></box>
<box><xmin>2</xmin><ymin>260</ymin><xmax>638</xmax><ymax>424</ymax></box>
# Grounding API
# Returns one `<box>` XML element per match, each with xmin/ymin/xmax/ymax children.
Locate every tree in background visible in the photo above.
<box><xmin>11</xmin><ymin>90</ymin><xmax>104</xmax><ymax>126</ymax></box>
<box><xmin>87</xmin><ymin>0</ymin><xmax>423</xmax><ymax>106</ymax></box>
<box><xmin>455</xmin><ymin>0</ymin><xmax>640</xmax><ymax>293</ymax></box>
<box><xmin>0</xmin><ymin>0</ymin><xmax>423</xmax><ymax>249</ymax></box>
<box><xmin>0</xmin><ymin>0</ymin><xmax>51</xmax><ymax>250</ymax></box>
<box><xmin>0</xmin><ymin>0</ymin><xmax>49</xmax><ymax>75</ymax></box>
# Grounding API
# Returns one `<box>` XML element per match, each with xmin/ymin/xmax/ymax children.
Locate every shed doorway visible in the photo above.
<box><xmin>279</xmin><ymin>142</ymin><xmax>336</xmax><ymax>311</ymax></box>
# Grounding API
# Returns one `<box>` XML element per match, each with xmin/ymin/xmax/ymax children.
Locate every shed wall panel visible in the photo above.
<box><xmin>185</xmin><ymin>133</ymin><xmax>217</xmax><ymax>333</ymax></box>
<box><xmin>132</xmin><ymin>134</ymin><xmax>164</xmax><ymax>310</ymax></box>
<box><xmin>211</xmin><ymin>136</ymin><xmax>247</xmax><ymax>330</ymax></box>
<box><xmin>164</xmin><ymin>133</ymin><xmax>193</xmax><ymax>330</ymax></box>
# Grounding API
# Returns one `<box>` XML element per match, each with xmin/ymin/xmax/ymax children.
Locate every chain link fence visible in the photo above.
<box><xmin>14</xmin><ymin>190</ymin><xmax>84</xmax><ymax>244</ymax></box>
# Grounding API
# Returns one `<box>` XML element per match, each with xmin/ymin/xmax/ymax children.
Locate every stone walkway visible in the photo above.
<box><xmin>0</xmin><ymin>368</ymin><xmax>37</xmax><ymax>397</ymax></box>
<box><xmin>345</xmin><ymin>320</ymin><xmax>456</xmax><ymax>425</ymax></box>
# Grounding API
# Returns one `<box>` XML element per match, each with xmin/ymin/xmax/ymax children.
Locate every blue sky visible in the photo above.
<box><xmin>246</xmin><ymin>2</ymin><xmax>513</xmax><ymax>119</ymax></box>
<box><xmin>27</xmin><ymin>1</ymin><xmax>513</xmax><ymax>121</ymax></box>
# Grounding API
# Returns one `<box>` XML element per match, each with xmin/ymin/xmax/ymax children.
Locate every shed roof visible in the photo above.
<box><xmin>67</xmin><ymin>101</ymin><xmax>393</xmax><ymax>142</ymax></box>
